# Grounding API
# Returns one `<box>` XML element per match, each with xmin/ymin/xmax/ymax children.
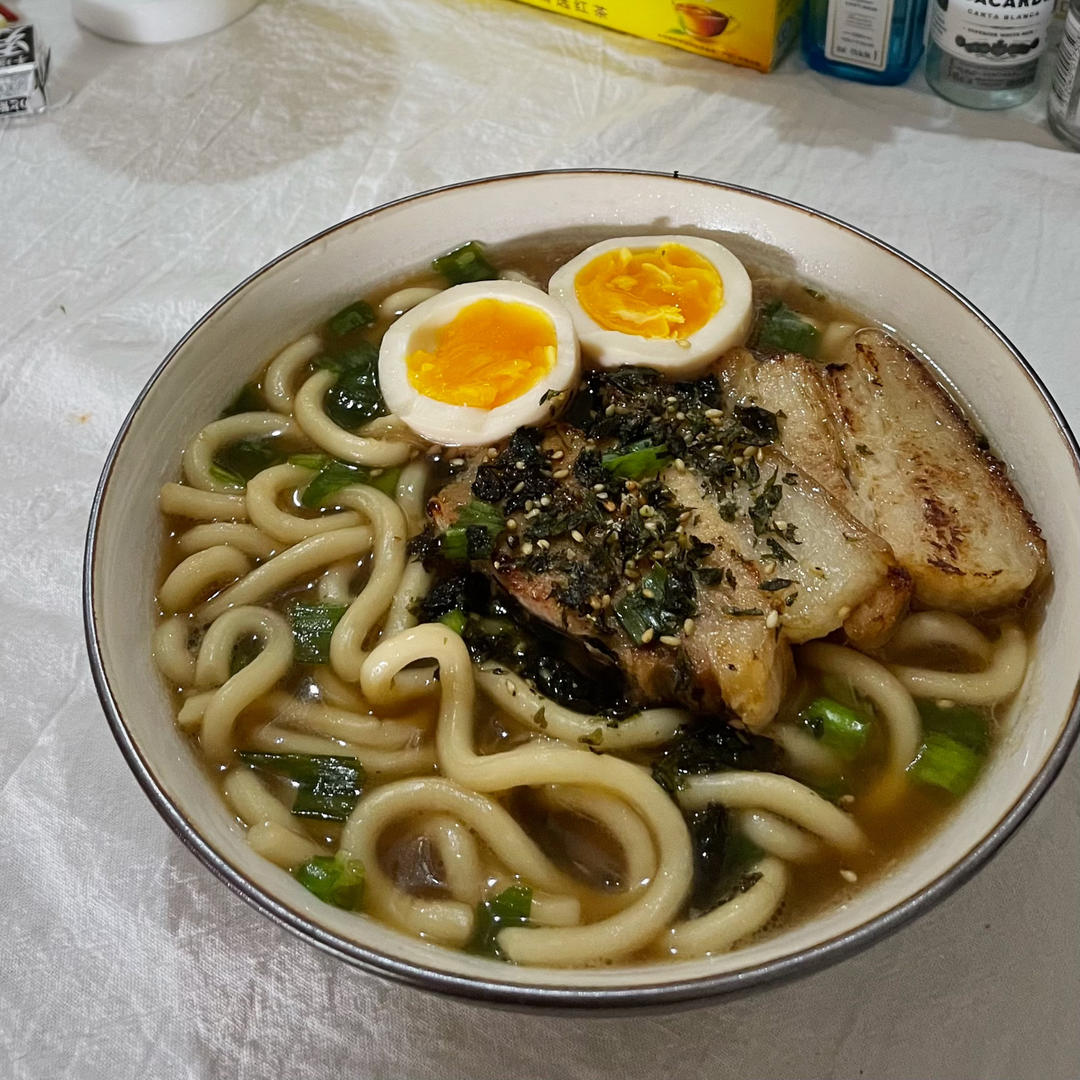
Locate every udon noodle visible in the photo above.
<box><xmin>153</xmin><ymin>239</ymin><xmax>1040</xmax><ymax>967</ymax></box>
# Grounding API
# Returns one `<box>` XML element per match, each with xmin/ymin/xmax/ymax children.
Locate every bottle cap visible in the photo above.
<box><xmin>72</xmin><ymin>0</ymin><xmax>261</xmax><ymax>44</ymax></box>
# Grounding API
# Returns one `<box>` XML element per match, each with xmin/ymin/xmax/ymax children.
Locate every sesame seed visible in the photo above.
<box><xmin>537</xmin><ymin>538</ymin><xmax>550</xmax><ymax>550</ymax></box>
<box><xmin>640</xmin><ymin>628</ymin><xmax>655</xmax><ymax>644</ymax></box>
<box><xmin>449</xmin><ymin>457</ymin><xmax>465</xmax><ymax>467</ymax></box>
<box><xmin>660</xmin><ymin>634</ymin><xmax>681</xmax><ymax>647</ymax></box>
<box><xmin>733</xmin><ymin>455</ymin><xmax>745</xmax><ymax>466</ymax></box>
<box><xmin>524</xmin><ymin>499</ymin><xmax>535</xmax><ymax>511</ymax></box>
<box><xmin>774</xmin><ymin>519</ymin><xmax>787</xmax><ymax>531</ymax></box>
<box><xmin>642</xmin><ymin>588</ymin><xmax>655</xmax><ymax>599</ymax></box>
<box><xmin>765</xmin><ymin>610</ymin><xmax>780</xmax><ymax>629</ymax></box>
<box><xmin>644</xmin><ymin>521</ymin><xmax>660</xmax><ymax>533</ymax></box>
<box><xmin>605</xmin><ymin>404</ymin><xmax>616</xmax><ymax>416</ymax></box>
<box><xmin>601</xmin><ymin>593</ymin><xmax>612</xmax><ymax>608</ymax></box>
<box><xmin>839</xmin><ymin>794</ymin><xmax>856</xmax><ymax>805</ymax></box>
<box><xmin>525</xmin><ymin>508</ymin><xmax>540</xmax><ymax>519</ymax></box>
<box><xmin>838</xmin><ymin>605</ymin><xmax>851</xmax><ymax>619</ymax></box>
<box><xmin>593</xmin><ymin>483</ymin><xmax>605</xmax><ymax>492</ymax></box>
<box><xmin>571</xmin><ymin>529</ymin><xmax>585</xmax><ymax>543</ymax></box>
<box><xmin>683</xmin><ymin>618</ymin><xmax>695</xmax><ymax>635</ymax></box>
<box><xmin>712</xmin><ymin>444</ymin><xmax>724</xmax><ymax>452</ymax></box>
<box><xmin>679</xmin><ymin>510</ymin><xmax>693</xmax><ymax>524</ymax></box>
<box><xmin>705</xmin><ymin>408</ymin><xmax>722</xmax><ymax>418</ymax></box>
<box><xmin>839</xmin><ymin>868</ymin><xmax>858</xmax><ymax>884</ymax></box>
<box><xmin>521</xmin><ymin>541</ymin><xmax>534</xmax><ymax>555</ymax></box>
<box><xmin>596</xmin><ymin>491</ymin><xmax>609</xmax><ymax>501</ymax></box>
<box><xmin>540</xmin><ymin>495</ymin><xmax>552</xmax><ymax>507</ymax></box>
<box><xmin>486</xmin><ymin>447</ymin><xmax>499</xmax><ymax>458</ymax></box>
<box><xmin>506</xmin><ymin>518</ymin><xmax>517</xmax><ymax>531</ymax></box>
<box><xmin>674</xmin><ymin>458</ymin><xmax>686</xmax><ymax>473</ymax></box>
<box><xmin>604</xmin><ymin>501</ymin><xmax>616</xmax><ymax>512</ymax></box>
<box><xmin>515</xmin><ymin>460</ymin><xmax>526</xmax><ymax>471</ymax></box>
<box><xmin>755</xmin><ymin>447</ymin><xmax>764</xmax><ymax>463</ymax></box>
<box><xmin>552</xmin><ymin>468</ymin><xmax>570</xmax><ymax>480</ymax></box>
<box><xmin>550</xmin><ymin>450</ymin><xmax>564</xmax><ymax>461</ymax></box>
<box><xmin>666</xmin><ymin>396</ymin><xmax>678</xmax><ymax>404</ymax></box>
<box><xmin>640</xmin><ymin>505</ymin><xmax>654</xmax><ymax>517</ymax></box>
<box><xmin>675</xmin><ymin>411</ymin><xmax>686</xmax><ymax>421</ymax></box>
<box><xmin>936</xmin><ymin>699</ymin><xmax>955</xmax><ymax>709</ymax></box>
<box><xmin>513</xmin><ymin>480</ymin><xmax>526</xmax><ymax>494</ymax></box>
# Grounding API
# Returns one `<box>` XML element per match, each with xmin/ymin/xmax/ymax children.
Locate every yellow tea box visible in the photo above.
<box><xmin>503</xmin><ymin>0</ymin><xmax>803</xmax><ymax>72</ymax></box>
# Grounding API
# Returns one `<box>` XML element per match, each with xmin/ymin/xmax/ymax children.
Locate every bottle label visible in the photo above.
<box><xmin>929</xmin><ymin>0</ymin><xmax>1056</xmax><ymax>74</ymax></box>
<box><xmin>1049</xmin><ymin>7</ymin><xmax>1080</xmax><ymax>123</ymax></box>
<box><xmin>825</xmin><ymin>0</ymin><xmax>895</xmax><ymax>71</ymax></box>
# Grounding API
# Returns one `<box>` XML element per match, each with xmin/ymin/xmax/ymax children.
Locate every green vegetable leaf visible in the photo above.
<box><xmin>438</xmin><ymin>609</ymin><xmax>467</xmax><ymax>635</ymax></box>
<box><xmin>289</xmin><ymin>601</ymin><xmax>349</xmax><ymax>664</ymax></box>
<box><xmin>652</xmin><ymin>721</ymin><xmax>779</xmax><ymax>794</ymax></box>
<box><xmin>212</xmin><ymin>436</ymin><xmax>285</xmax><ymax>486</ymax></box>
<box><xmin>754</xmin><ymin>300</ymin><xmax>821</xmax><ymax>358</ymax></box>
<box><xmin>687</xmin><ymin>804</ymin><xmax>763</xmax><ymax>914</ymax></box>
<box><xmin>315</xmin><ymin>342</ymin><xmax>387</xmax><ymax>430</ymax></box>
<box><xmin>799</xmin><ymin>696</ymin><xmax>871</xmax><ymax>760</ymax></box>
<box><xmin>433</xmin><ymin>241</ymin><xmax>499</xmax><ymax>285</ymax></box>
<box><xmin>301</xmin><ymin>459</ymin><xmax>401</xmax><ymax>507</ymax></box>
<box><xmin>908</xmin><ymin>732</ymin><xmax>983</xmax><ymax>797</ymax></box>
<box><xmin>238</xmin><ymin>752</ymin><xmax>365</xmax><ymax>821</ymax></box>
<box><xmin>467</xmin><ymin>884</ymin><xmax>532</xmax><ymax>958</ymax></box>
<box><xmin>439</xmin><ymin>501</ymin><xmax>505</xmax><ymax>561</ymax></box>
<box><xmin>602</xmin><ymin>441</ymin><xmax>672</xmax><ymax>480</ymax></box>
<box><xmin>294</xmin><ymin>854</ymin><xmax>365</xmax><ymax>910</ymax></box>
<box><xmin>614</xmin><ymin>564</ymin><xmax>693</xmax><ymax>645</ymax></box>
<box><xmin>327</xmin><ymin>300</ymin><xmax>376</xmax><ymax>338</ymax></box>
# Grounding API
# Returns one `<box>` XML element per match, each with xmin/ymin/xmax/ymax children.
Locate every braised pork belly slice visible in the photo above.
<box><xmin>428</xmin><ymin>427</ymin><xmax>790</xmax><ymax>730</ymax></box>
<box><xmin>720</xmin><ymin>331</ymin><xmax>1047</xmax><ymax>612</ymax></box>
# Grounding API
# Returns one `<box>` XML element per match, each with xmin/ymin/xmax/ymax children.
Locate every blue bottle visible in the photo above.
<box><xmin>802</xmin><ymin>0</ymin><xmax>931</xmax><ymax>85</ymax></box>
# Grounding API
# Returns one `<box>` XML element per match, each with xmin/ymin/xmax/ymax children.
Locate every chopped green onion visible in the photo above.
<box><xmin>432</xmin><ymin>241</ymin><xmax>498</xmax><ymax>285</ymax></box>
<box><xmin>220</xmin><ymin>382</ymin><xmax>264</xmax><ymax>418</ymax></box>
<box><xmin>288</xmin><ymin>452</ymin><xmax>330</xmax><ymax>471</ymax></box>
<box><xmin>908</xmin><ymin>732</ymin><xmax>983</xmax><ymax>797</ymax></box>
<box><xmin>439</xmin><ymin>526</ymin><xmax>470</xmax><ymax>561</ymax></box>
<box><xmin>289</xmin><ymin>601</ymin><xmax>349</xmax><ymax>664</ymax></box>
<box><xmin>799</xmin><ymin>696</ymin><xmax>871</xmax><ymax>760</ymax></box>
<box><xmin>211</xmin><ymin>436</ymin><xmax>285</xmax><ymax>486</ymax></box>
<box><xmin>439</xmin><ymin>501</ymin><xmax>505</xmax><ymax>561</ymax></box>
<box><xmin>439</xmin><ymin>609</ymin><xmax>467</xmax><ymax>635</ymax></box>
<box><xmin>327</xmin><ymin>300</ymin><xmax>375</xmax><ymax>338</ymax></box>
<box><xmin>455</xmin><ymin>499</ymin><xmax>505</xmax><ymax>535</ymax></box>
<box><xmin>301</xmin><ymin>459</ymin><xmax>401</xmax><ymax>507</ymax></box>
<box><xmin>315</xmin><ymin>342</ymin><xmax>386</xmax><ymax>430</ymax></box>
<box><xmin>917</xmin><ymin>700</ymin><xmax>990</xmax><ymax>754</ymax></box>
<box><xmin>294</xmin><ymin>854</ymin><xmax>365</xmax><ymax>910</ymax></box>
<box><xmin>601</xmin><ymin>440</ymin><xmax>672</xmax><ymax>480</ymax></box>
<box><xmin>238</xmin><ymin>752</ymin><xmax>365</xmax><ymax>821</ymax></box>
<box><xmin>754</xmin><ymin>300</ymin><xmax>821</xmax><ymax>358</ymax></box>
<box><xmin>467</xmin><ymin>884</ymin><xmax>532</xmax><ymax>958</ymax></box>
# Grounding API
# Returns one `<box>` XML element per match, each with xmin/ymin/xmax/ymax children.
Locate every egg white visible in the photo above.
<box><xmin>547</xmin><ymin>235</ymin><xmax>753</xmax><ymax>378</ymax></box>
<box><xmin>378</xmin><ymin>280</ymin><xmax>580</xmax><ymax>446</ymax></box>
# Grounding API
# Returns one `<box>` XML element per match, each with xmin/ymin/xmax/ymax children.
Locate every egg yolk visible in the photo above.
<box><xmin>406</xmin><ymin>299</ymin><xmax>557</xmax><ymax>410</ymax></box>
<box><xmin>574</xmin><ymin>243</ymin><xmax>723</xmax><ymax>340</ymax></box>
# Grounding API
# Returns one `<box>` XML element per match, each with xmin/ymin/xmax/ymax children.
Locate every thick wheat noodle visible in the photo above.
<box><xmin>769</xmin><ymin>724</ymin><xmax>843</xmax><ymax>780</ymax></box>
<box><xmin>158</xmin><ymin>545</ymin><xmax>252</xmax><ymax>613</ymax></box>
<box><xmin>195</xmin><ymin>526</ymin><xmax>373</xmax><ymax>624</ymax></box>
<box><xmin>358</xmin><ymin>625</ymin><xmax>694</xmax><ymax>966</ymax></box>
<box><xmin>475</xmin><ymin>664</ymin><xmax>688</xmax><ymax>751</ymax></box>
<box><xmin>885</xmin><ymin>611</ymin><xmax>994</xmax><ymax>668</ymax></box>
<box><xmin>888</xmin><ymin>624</ymin><xmax>1027</xmax><ymax>706</ymax></box>
<box><xmin>395</xmin><ymin>458</ymin><xmax>432</xmax><ymax>536</ymax></box>
<box><xmin>160</xmin><ymin>482</ymin><xmax>248</xmax><ymax>522</ymax></box>
<box><xmin>664</xmin><ymin>856</ymin><xmax>788</xmax><ymax>958</ymax></box>
<box><xmin>263</xmin><ymin>332</ymin><xmax>322</xmax><ymax>414</ymax></box>
<box><xmin>259</xmin><ymin>689</ymin><xmax>425</xmax><ymax>750</ymax></box>
<box><xmin>319</xmin><ymin>558</ymin><xmax>361</xmax><ymax>604</ymax></box>
<box><xmin>246</xmin><ymin>463</ymin><xmax>361</xmax><ymax>543</ymax></box>
<box><xmin>379</xmin><ymin>286</ymin><xmax>441</xmax><ymax>319</ymax></box>
<box><xmin>328</xmin><ymin>486</ymin><xmax>408</xmax><ymax>682</ymax></box>
<box><xmin>798</xmin><ymin>641</ymin><xmax>922</xmax><ymax>807</ymax></box>
<box><xmin>341</xmin><ymin>777</ymin><xmax>579</xmax><ymax>946</ymax></box>
<box><xmin>384</xmin><ymin>561</ymin><xmax>435</xmax><ymax>637</ymax></box>
<box><xmin>294</xmin><ymin>370</ymin><xmax>415</xmax><ymax>466</ymax></box>
<box><xmin>182</xmin><ymin>412</ymin><xmax>302</xmax><ymax>493</ymax></box>
<box><xmin>414</xmin><ymin>812</ymin><xmax>484</xmax><ymax>904</ymax></box>
<box><xmin>678</xmin><ymin>772</ymin><xmax>867</xmax><ymax>853</ymax></box>
<box><xmin>175</xmin><ymin>523</ymin><xmax>279</xmax><ymax>561</ymax></box>
<box><xmin>153</xmin><ymin>615</ymin><xmax>196</xmax><ymax>686</ymax></box>
<box><xmin>223</xmin><ymin>767</ymin><xmax>324</xmax><ymax>866</ymax></box>
<box><xmin>735</xmin><ymin>809</ymin><xmax>821</xmax><ymax>863</ymax></box>
<box><xmin>245</xmin><ymin>723</ymin><xmax>436</xmax><ymax>775</ymax></box>
<box><xmin>194</xmin><ymin>606</ymin><xmax>294</xmax><ymax>763</ymax></box>
<box><xmin>538</xmin><ymin>784</ymin><xmax>656</xmax><ymax>887</ymax></box>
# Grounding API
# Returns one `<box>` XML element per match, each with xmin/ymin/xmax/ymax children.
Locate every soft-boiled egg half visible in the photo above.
<box><xmin>548</xmin><ymin>235</ymin><xmax>753</xmax><ymax>377</ymax></box>
<box><xmin>379</xmin><ymin>280</ymin><xmax>580</xmax><ymax>446</ymax></box>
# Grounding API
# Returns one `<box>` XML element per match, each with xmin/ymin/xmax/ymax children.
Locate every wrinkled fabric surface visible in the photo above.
<box><xmin>2</xmin><ymin>1</ymin><xmax>1079</xmax><ymax>1077</ymax></box>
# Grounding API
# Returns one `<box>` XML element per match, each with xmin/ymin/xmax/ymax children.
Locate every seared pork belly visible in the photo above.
<box><xmin>720</xmin><ymin>331</ymin><xmax>1046</xmax><ymax>612</ymax></box>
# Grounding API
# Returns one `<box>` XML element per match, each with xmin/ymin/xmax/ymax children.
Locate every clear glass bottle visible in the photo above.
<box><xmin>926</xmin><ymin>0</ymin><xmax>1058</xmax><ymax>109</ymax></box>
<box><xmin>1049</xmin><ymin>0</ymin><xmax>1080</xmax><ymax>147</ymax></box>
<box><xmin>803</xmin><ymin>0</ymin><xmax>931</xmax><ymax>84</ymax></box>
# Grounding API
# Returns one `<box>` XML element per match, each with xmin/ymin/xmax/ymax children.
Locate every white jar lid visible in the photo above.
<box><xmin>72</xmin><ymin>0</ymin><xmax>261</xmax><ymax>43</ymax></box>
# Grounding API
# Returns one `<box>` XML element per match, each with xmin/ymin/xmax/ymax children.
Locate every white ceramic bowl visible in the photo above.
<box><xmin>84</xmin><ymin>171</ymin><xmax>1080</xmax><ymax>1008</ymax></box>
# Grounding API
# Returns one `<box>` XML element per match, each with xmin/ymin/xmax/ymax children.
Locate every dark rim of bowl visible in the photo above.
<box><xmin>84</xmin><ymin>168</ymin><xmax>1080</xmax><ymax>1010</ymax></box>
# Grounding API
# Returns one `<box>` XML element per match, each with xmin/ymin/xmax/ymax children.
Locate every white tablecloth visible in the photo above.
<box><xmin>3</xmin><ymin>2</ymin><xmax>1078</xmax><ymax>1077</ymax></box>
